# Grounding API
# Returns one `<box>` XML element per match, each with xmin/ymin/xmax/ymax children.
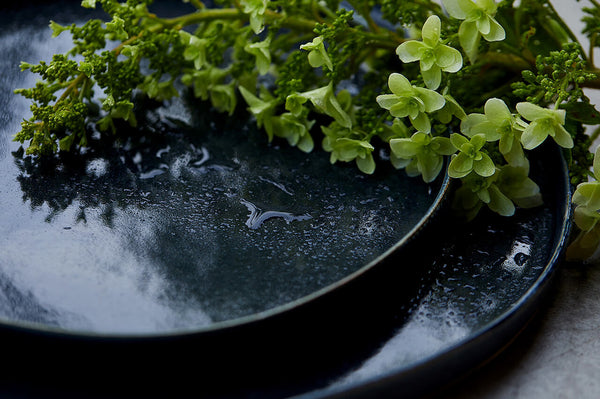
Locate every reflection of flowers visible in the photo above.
<box><xmin>442</xmin><ymin>0</ymin><xmax>506</xmax><ymax>62</ymax></box>
<box><xmin>376</xmin><ymin>73</ymin><xmax>445</xmax><ymax>133</ymax></box>
<box><xmin>396</xmin><ymin>15</ymin><xmax>463</xmax><ymax>90</ymax></box>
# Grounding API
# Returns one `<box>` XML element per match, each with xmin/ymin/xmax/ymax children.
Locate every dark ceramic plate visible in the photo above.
<box><xmin>0</xmin><ymin>2</ymin><xmax>571</xmax><ymax>399</ymax></box>
<box><xmin>0</xmin><ymin>1</ymin><xmax>448</xmax><ymax>335</ymax></box>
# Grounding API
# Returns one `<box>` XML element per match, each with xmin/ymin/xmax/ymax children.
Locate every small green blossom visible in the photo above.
<box><xmin>238</xmin><ymin>86</ymin><xmax>279</xmax><ymax>140</ymax></box>
<box><xmin>389</xmin><ymin>132</ymin><xmax>456</xmax><ymax>182</ymax></box>
<box><xmin>272</xmin><ymin>112</ymin><xmax>315</xmax><ymax>152</ymax></box>
<box><xmin>461</xmin><ymin>98</ymin><xmax>527</xmax><ymax>166</ymax></box>
<box><xmin>240</xmin><ymin>0</ymin><xmax>268</xmax><ymax>34</ymax></box>
<box><xmin>300</xmin><ymin>36</ymin><xmax>333</xmax><ymax>71</ymax></box>
<box><xmin>49</xmin><ymin>21</ymin><xmax>69</xmax><ymax>38</ymax></box>
<box><xmin>437</xmin><ymin>91</ymin><xmax>467</xmax><ymax>123</ymax></box>
<box><xmin>452</xmin><ymin>170</ymin><xmax>515</xmax><ymax>219</ymax></box>
<box><xmin>322</xmin><ymin>125</ymin><xmax>375</xmax><ymax>174</ymax></box>
<box><xmin>287</xmin><ymin>83</ymin><xmax>353</xmax><ymax>128</ymax></box>
<box><xmin>376</xmin><ymin>73</ymin><xmax>446</xmax><ymax>133</ymax></box>
<box><xmin>448</xmin><ymin>133</ymin><xmax>495</xmax><ymax>178</ymax></box>
<box><xmin>516</xmin><ymin>102</ymin><xmax>574</xmax><ymax>150</ymax></box>
<box><xmin>210</xmin><ymin>82</ymin><xmax>237</xmax><ymax>115</ymax></box>
<box><xmin>244</xmin><ymin>37</ymin><xmax>272</xmax><ymax>75</ymax></box>
<box><xmin>495</xmin><ymin>164</ymin><xmax>542</xmax><ymax>209</ymax></box>
<box><xmin>568</xmin><ymin>146</ymin><xmax>600</xmax><ymax>260</ymax></box>
<box><xmin>396</xmin><ymin>15</ymin><xmax>463</xmax><ymax>89</ymax></box>
<box><xmin>180</xmin><ymin>31</ymin><xmax>209</xmax><ymax>70</ymax></box>
<box><xmin>442</xmin><ymin>0</ymin><xmax>506</xmax><ymax>62</ymax></box>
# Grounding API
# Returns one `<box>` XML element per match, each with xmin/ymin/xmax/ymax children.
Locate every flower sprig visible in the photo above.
<box><xmin>13</xmin><ymin>0</ymin><xmax>600</xmax><ymax>261</ymax></box>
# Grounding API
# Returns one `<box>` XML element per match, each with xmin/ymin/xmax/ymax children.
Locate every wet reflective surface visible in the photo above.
<box><xmin>0</xmin><ymin>2</ymin><xmax>571</xmax><ymax>399</ymax></box>
<box><xmin>0</xmin><ymin>4</ymin><xmax>444</xmax><ymax>334</ymax></box>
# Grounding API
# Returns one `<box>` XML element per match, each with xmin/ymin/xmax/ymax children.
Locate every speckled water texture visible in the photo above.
<box><xmin>0</xmin><ymin>2</ymin><xmax>443</xmax><ymax>334</ymax></box>
<box><xmin>0</xmin><ymin>2</ymin><xmax>574</xmax><ymax>398</ymax></box>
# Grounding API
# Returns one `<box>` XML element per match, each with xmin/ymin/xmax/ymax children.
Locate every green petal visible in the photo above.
<box><xmin>388</xmin><ymin>73</ymin><xmax>413</xmax><ymax>96</ymax></box>
<box><xmin>516</xmin><ymin>102</ymin><xmax>549</xmax><ymax>121</ymax></box>
<box><xmin>421</xmin><ymin>66</ymin><xmax>442</xmax><ymax>90</ymax></box>
<box><xmin>498</xmin><ymin>131</ymin><xmax>513</xmax><ymax>154</ymax></box>
<box><xmin>410</xmin><ymin>112</ymin><xmax>431</xmax><ymax>133</ymax></box>
<box><xmin>574</xmin><ymin>206</ymin><xmax>600</xmax><ymax>231</ymax></box>
<box><xmin>573</xmin><ymin>182</ymin><xmax>600</xmax><ymax>209</ymax></box>
<box><xmin>594</xmin><ymin>146</ymin><xmax>600</xmax><ymax>180</ymax></box>
<box><xmin>396</xmin><ymin>41</ymin><xmax>424</xmax><ymax>63</ymax></box>
<box><xmin>474</xmin><ymin>153</ymin><xmax>496</xmax><ymax>177</ymax></box>
<box><xmin>435</xmin><ymin>45</ymin><xmax>463</xmax><ymax>72</ymax></box>
<box><xmin>477</xmin><ymin>15</ymin><xmax>491</xmax><ymax>36</ymax></box>
<box><xmin>285</xmin><ymin>93</ymin><xmax>308</xmax><ymax>117</ymax></box>
<box><xmin>450</xmin><ymin>133</ymin><xmax>469</xmax><ymax>149</ymax></box>
<box><xmin>418</xmin><ymin>153</ymin><xmax>443</xmax><ymax>183</ymax></box>
<box><xmin>448</xmin><ymin>152</ymin><xmax>474</xmax><ymax>178</ymax></box>
<box><xmin>551</xmin><ymin>123</ymin><xmax>574</xmax><ymax>148</ymax></box>
<box><xmin>477</xmin><ymin>188</ymin><xmax>491</xmax><ymax>203</ymax></box>
<box><xmin>484</xmin><ymin>98</ymin><xmax>512</xmax><ymax>124</ymax></box>
<box><xmin>470</xmin><ymin>134</ymin><xmax>487</xmax><ymax>150</ymax></box>
<box><xmin>422</xmin><ymin>15</ymin><xmax>441</xmax><ymax>47</ymax></box>
<box><xmin>431</xmin><ymin>136</ymin><xmax>457</xmax><ymax>155</ymax></box>
<box><xmin>356</xmin><ymin>153</ymin><xmax>376</xmax><ymax>174</ymax></box>
<box><xmin>488</xmin><ymin>185</ymin><xmax>515</xmax><ymax>216</ymax></box>
<box><xmin>442</xmin><ymin>0</ymin><xmax>477</xmax><ymax>19</ymax></box>
<box><xmin>420</xmin><ymin>51</ymin><xmax>436</xmax><ymax>71</ymax></box>
<box><xmin>461</xmin><ymin>113</ymin><xmax>486</xmax><ymax>136</ymax></box>
<box><xmin>390</xmin><ymin>137</ymin><xmax>423</xmax><ymax>158</ymax></box>
<box><xmin>481</xmin><ymin>16</ymin><xmax>505</xmax><ymax>41</ymax></box>
<box><xmin>390</xmin><ymin>101</ymin><xmax>413</xmax><ymax>119</ymax></box>
<box><xmin>520</xmin><ymin>121</ymin><xmax>548</xmax><ymax>150</ymax></box>
<box><xmin>477</xmin><ymin>0</ymin><xmax>498</xmax><ymax>14</ymax></box>
<box><xmin>376</xmin><ymin>94</ymin><xmax>399</xmax><ymax>111</ymax></box>
<box><xmin>414</xmin><ymin>87</ymin><xmax>446</xmax><ymax>111</ymax></box>
<box><xmin>459</xmin><ymin>20</ymin><xmax>481</xmax><ymax>63</ymax></box>
<box><xmin>297</xmin><ymin>133</ymin><xmax>314</xmax><ymax>152</ymax></box>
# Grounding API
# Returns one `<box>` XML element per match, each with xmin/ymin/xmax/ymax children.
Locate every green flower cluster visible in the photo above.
<box><xmin>12</xmin><ymin>0</ymin><xmax>600</xmax><ymax>260</ymax></box>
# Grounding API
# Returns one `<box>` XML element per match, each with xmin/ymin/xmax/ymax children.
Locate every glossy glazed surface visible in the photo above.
<box><xmin>0</xmin><ymin>1</ymin><xmax>445</xmax><ymax>334</ymax></box>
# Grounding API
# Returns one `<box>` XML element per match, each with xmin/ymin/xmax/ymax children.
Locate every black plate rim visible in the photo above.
<box><xmin>0</xmin><ymin>172</ymin><xmax>451</xmax><ymax>338</ymax></box>
<box><xmin>300</xmin><ymin>146</ymin><xmax>573</xmax><ymax>399</ymax></box>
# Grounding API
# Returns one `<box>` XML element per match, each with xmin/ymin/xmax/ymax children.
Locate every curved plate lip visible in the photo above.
<box><xmin>0</xmin><ymin>167</ymin><xmax>452</xmax><ymax>339</ymax></box>
<box><xmin>306</xmin><ymin>147</ymin><xmax>573</xmax><ymax>399</ymax></box>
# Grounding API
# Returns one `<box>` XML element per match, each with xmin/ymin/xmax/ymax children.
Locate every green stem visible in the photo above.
<box><xmin>477</xmin><ymin>51</ymin><xmax>533</xmax><ymax>73</ymax></box>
